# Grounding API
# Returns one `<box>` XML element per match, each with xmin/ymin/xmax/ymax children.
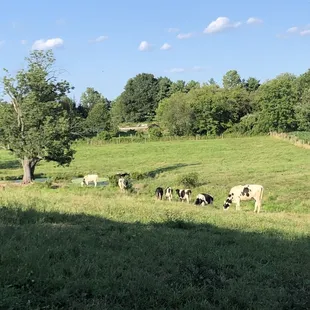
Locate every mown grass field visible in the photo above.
<box><xmin>0</xmin><ymin>136</ymin><xmax>310</xmax><ymax>309</ymax></box>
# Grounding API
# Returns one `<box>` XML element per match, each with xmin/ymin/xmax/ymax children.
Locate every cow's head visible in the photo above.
<box><xmin>223</xmin><ymin>193</ymin><xmax>233</xmax><ymax>210</ymax></box>
<box><xmin>175</xmin><ymin>189</ymin><xmax>180</xmax><ymax>196</ymax></box>
<box><xmin>195</xmin><ymin>198</ymin><xmax>205</xmax><ymax>206</ymax></box>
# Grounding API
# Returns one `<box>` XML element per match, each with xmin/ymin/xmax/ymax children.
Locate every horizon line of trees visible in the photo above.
<box><xmin>0</xmin><ymin>49</ymin><xmax>309</xmax><ymax>183</ymax></box>
<box><xmin>55</xmin><ymin>66</ymin><xmax>310</xmax><ymax>138</ymax></box>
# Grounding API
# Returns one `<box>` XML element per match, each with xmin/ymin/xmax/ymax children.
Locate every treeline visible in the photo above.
<box><xmin>73</xmin><ymin>68</ymin><xmax>310</xmax><ymax>139</ymax></box>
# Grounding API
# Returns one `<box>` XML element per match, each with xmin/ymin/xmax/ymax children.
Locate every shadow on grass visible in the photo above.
<box><xmin>0</xmin><ymin>205</ymin><xmax>309</xmax><ymax>309</ymax></box>
<box><xmin>144</xmin><ymin>163</ymin><xmax>201</xmax><ymax>179</ymax></box>
<box><xmin>0</xmin><ymin>160</ymin><xmax>21</xmax><ymax>169</ymax></box>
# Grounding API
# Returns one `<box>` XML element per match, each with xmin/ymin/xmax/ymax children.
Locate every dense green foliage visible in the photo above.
<box><xmin>0</xmin><ymin>50</ymin><xmax>76</xmax><ymax>183</ymax></box>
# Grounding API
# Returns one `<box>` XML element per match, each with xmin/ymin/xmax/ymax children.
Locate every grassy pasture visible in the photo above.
<box><xmin>0</xmin><ymin>136</ymin><xmax>310</xmax><ymax>309</ymax></box>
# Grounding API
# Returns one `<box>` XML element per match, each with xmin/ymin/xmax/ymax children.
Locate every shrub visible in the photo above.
<box><xmin>148</xmin><ymin>124</ymin><xmax>163</xmax><ymax>138</ymax></box>
<box><xmin>131</xmin><ymin>171</ymin><xmax>147</xmax><ymax>180</ymax></box>
<box><xmin>97</xmin><ymin>131</ymin><xmax>112</xmax><ymax>141</ymax></box>
<box><xmin>177</xmin><ymin>172</ymin><xmax>199</xmax><ymax>188</ymax></box>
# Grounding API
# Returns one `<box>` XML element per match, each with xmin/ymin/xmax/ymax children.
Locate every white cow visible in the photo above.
<box><xmin>81</xmin><ymin>174</ymin><xmax>98</xmax><ymax>187</ymax></box>
<box><xmin>223</xmin><ymin>184</ymin><xmax>264</xmax><ymax>213</ymax></box>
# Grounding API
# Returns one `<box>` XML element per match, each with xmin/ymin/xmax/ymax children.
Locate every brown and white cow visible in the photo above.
<box><xmin>223</xmin><ymin>184</ymin><xmax>264</xmax><ymax>213</ymax></box>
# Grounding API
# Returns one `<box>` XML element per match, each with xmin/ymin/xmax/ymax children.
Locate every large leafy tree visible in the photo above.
<box><xmin>156</xmin><ymin>77</ymin><xmax>173</xmax><ymax>102</ymax></box>
<box><xmin>0</xmin><ymin>50</ymin><xmax>75</xmax><ymax>184</ymax></box>
<box><xmin>254</xmin><ymin>73</ymin><xmax>298</xmax><ymax>132</ymax></box>
<box><xmin>80</xmin><ymin>87</ymin><xmax>107</xmax><ymax>110</ymax></box>
<box><xmin>156</xmin><ymin>92</ymin><xmax>195</xmax><ymax>136</ymax></box>
<box><xmin>222</xmin><ymin>70</ymin><xmax>242</xmax><ymax>89</ymax></box>
<box><xmin>120</xmin><ymin>73</ymin><xmax>159</xmax><ymax>122</ymax></box>
<box><xmin>85</xmin><ymin>101</ymin><xmax>111</xmax><ymax>135</ymax></box>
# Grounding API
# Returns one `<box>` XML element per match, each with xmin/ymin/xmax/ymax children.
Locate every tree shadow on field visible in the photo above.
<box><xmin>145</xmin><ymin>163</ymin><xmax>201</xmax><ymax>179</ymax></box>
<box><xmin>0</xmin><ymin>160</ymin><xmax>21</xmax><ymax>169</ymax></box>
<box><xmin>0</xmin><ymin>205</ymin><xmax>309</xmax><ymax>310</ymax></box>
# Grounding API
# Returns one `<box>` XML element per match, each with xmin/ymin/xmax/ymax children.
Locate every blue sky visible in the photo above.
<box><xmin>0</xmin><ymin>0</ymin><xmax>309</xmax><ymax>102</ymax></box>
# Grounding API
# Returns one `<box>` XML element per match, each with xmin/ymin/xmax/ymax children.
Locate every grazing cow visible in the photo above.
<box><xmin>165</xmin><ymin>187</ymin><xmax>173</xmax><ymax>201</ymax></box>
<box><xmin>194</xmin><ymin>193</ymin><xmax>214</xmax><ymax>206</ymax></box>
<box><xmin>223</xmin><ymin>184</ymin><xmax>264</xmax><ymax>213</ymax></box>
<box><xmin>81</xmin><ymin>174</ymin><xmax>98</xmax><ymax>187</ymax></box>
<box><xmin>176</xmin><ymin>189</ymin><xmax>192</xmax><ymax>203</ymax></box>
<box><xmin>118</xmin><ymin>177</ymin><xmax>128</xmax><ymax>192</ymax></box>
<box><xmin>155</xmin><ymin>187</ymin><xmax>164</xmax><ymax>200</ymax></box>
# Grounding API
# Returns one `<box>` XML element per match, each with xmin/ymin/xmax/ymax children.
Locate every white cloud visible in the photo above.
<box><xmin>166</xmin><ymin>66</ymin><xmax>205</xmax><ymax>73</ymax></box>
<box><xmin>204</xmin><ymin>17</ymin><xmax>241</xmax><ymax>34</ymax></box>
<box><xmin>300</xmin><ymin>29</ymin><xmax>310</xmax><ymax>36</ymax></box>
<box><xmin>138</xmin><ymin>41</ymin><xmax>153</xmax><ymax>51</ymax></box>
<box><xmin>247</xmin><ymin>17</ymin><xmax>263</xmax><ymax>24</ymax></box>
<box><xmin>160</xmin><ymin>43</ymin><xmax>172</xmax><ymax>50</ymax></box>
<box><xmin>287</xmin><ymin>26</ymin><xmax>299</xmax><ymax>33</ymax></box>
<box><xmin>21</xmin><ymin>40</ymin><xmax>27</xmax><ymax>45</ymax></box>
<box><xmin>192</xmin><ymin>66</ymin><xmax>205</xmax><ymax>72</ymax></box>
<box><xmin>168</xmin><ymin>27</ymin><xmax>180</xmax><ymax>33</ymax></box>
<box><xmin>167</xmin><ymin>68</ymin><xmax>185</xmax><ymax>73</ymax></box>
<box><xmin>176</xmin><ymin>32</ymin><xmax>194</xmax><ymax>39</ymax></box>
<box><xmin>90</xmin><ymin>35</ymin><xmax>109</xmax><ymax>43</ymax></box>
<box><xmin>284</xmin><ymin>25</ymin><xmax>310</xmax><ymax>36</ymax></box>
<box><xmin>32</xmin><ymin>38</ymin><xmax>64</xmax><ymax>50</ymax></box>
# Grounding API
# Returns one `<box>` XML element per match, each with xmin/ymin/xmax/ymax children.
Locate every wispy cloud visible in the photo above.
<box><xmin>177</xmin><ymin>32</ymin><xmax>194</xmax><ymax>39</ymax></box>
<box><xmin>166</xmin><ymin>66</ymin><xmax>206</xmax><ymax>73</ymax></box>
<box><xmin>192</xmin><ymin>66</ymin><xmax>205</xmax><ymax>72</ymax></box>
<box><xmin>246</xmin><ymin>17</ymin><xmax>263</xmax><ymax>25</ymax></box>
<box><xmin>21</xmin><ymin>40</ymin><xmax>27</xmax><ymax>45</ymax></box>
<box><xmin>204</xmin><ymin>17</ymin><xmax>242</xmax><ymax>34</ymax></box>
<box><xmin>89</xmin><ymin>35</ymin><xmax>109</xmax><ymax>43</ymax></box>
<box><xmin>287</xmin><ymin>26</ymin><xmax>299</xmax><ymax>33</ymax></box>
<box><xmin>32</xmin><ymin>38</ymin><xmax>64</xmax><ymax>50</ymax></box>
<box><xmin>300</xmin><ymin>29</ymin><xmax>310</xmax><ymax>36</ymax></box>
<box><xmin>283</xmin><ymin>25</ymin><xmax>310</xmax><ymax>37</ymax></box>
<box><xmin>138</xmin><ymin>41</ymin><xmax>153</xmax><ymax>51</ymax></box>
<box><xmin>167</xmin><ymin>68</ymin><xmax>185</xmax><ymax>73</ymax></box>
<box><xmin>168</xmin><ymin>27</ymin><xmax>180</xmax><ymax>33</ymax></box>
<box><xmin>0</xmin><ymin>40</ymin><xmax>5</xmax><ymax>48</ymax></box>
<box><xmin>160</xmin><ymin>43</ymin><xmax>172</xmax><ymax>50</ymax></box>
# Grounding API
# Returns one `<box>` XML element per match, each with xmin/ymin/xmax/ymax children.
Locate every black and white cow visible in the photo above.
<box><xmin>194</xmin><ymin>193</ymin><xmax>214</xmax><ymax>206</ymax></box>
<box><xmin>176</xmin><ymin>189</ymin><xmax>192</xmax><ymax>203</ymax></box>
<box><xmin>223</xmin><ymin>184</ymin><xmax>264</xmax><ymax>213</ymax></box>
<box><xmin>165</xmin><ymin>187</ymin><xmax>173</xmax><ymax>201</ymax></box>
<box><xmin>118</xmin><ymin>177</ymin><xmax>128</xmax><ymax>192</ymax></box>
<box><xmin>155</xmin><ymin>187</ymin><xmax>164</xmax><ymax>200</ymax></box>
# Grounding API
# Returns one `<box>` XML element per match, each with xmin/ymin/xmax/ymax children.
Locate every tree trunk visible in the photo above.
<box><xmin>22</xmin><ymin>158</ymin><xmax>32</xmax><ymax>184</ymax></box>
<box><xmin>22</xmin><ymin>158</ymin><xmax>39</xmax><ymax>184</ymax></box>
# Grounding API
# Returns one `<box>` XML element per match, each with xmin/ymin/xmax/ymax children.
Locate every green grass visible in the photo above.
<box><xmin>0</xmin><ymin>136</ymin><xmax>310</xmax><ymax>309</ymax></box>
<box><xmin>289</xmin><ymin>131</ymin><xmax>310</xmax><ymax>144</ymax></box>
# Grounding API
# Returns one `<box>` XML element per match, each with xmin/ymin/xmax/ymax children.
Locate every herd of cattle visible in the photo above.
<box><xmin>81</xmin><ymin>174</ymin><xmax>264</xmax><ymax>213</ymax></box>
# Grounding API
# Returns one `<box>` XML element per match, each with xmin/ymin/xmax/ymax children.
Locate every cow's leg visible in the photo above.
<box><xmin>235</xmin><ymin>197</ymin><xmax>241</xmax><ymax>210</ymax></box>
<box><xmin>254</xmin><ymin>200</ymin><xmax>258</xmax><ymax>213</ymax></box>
